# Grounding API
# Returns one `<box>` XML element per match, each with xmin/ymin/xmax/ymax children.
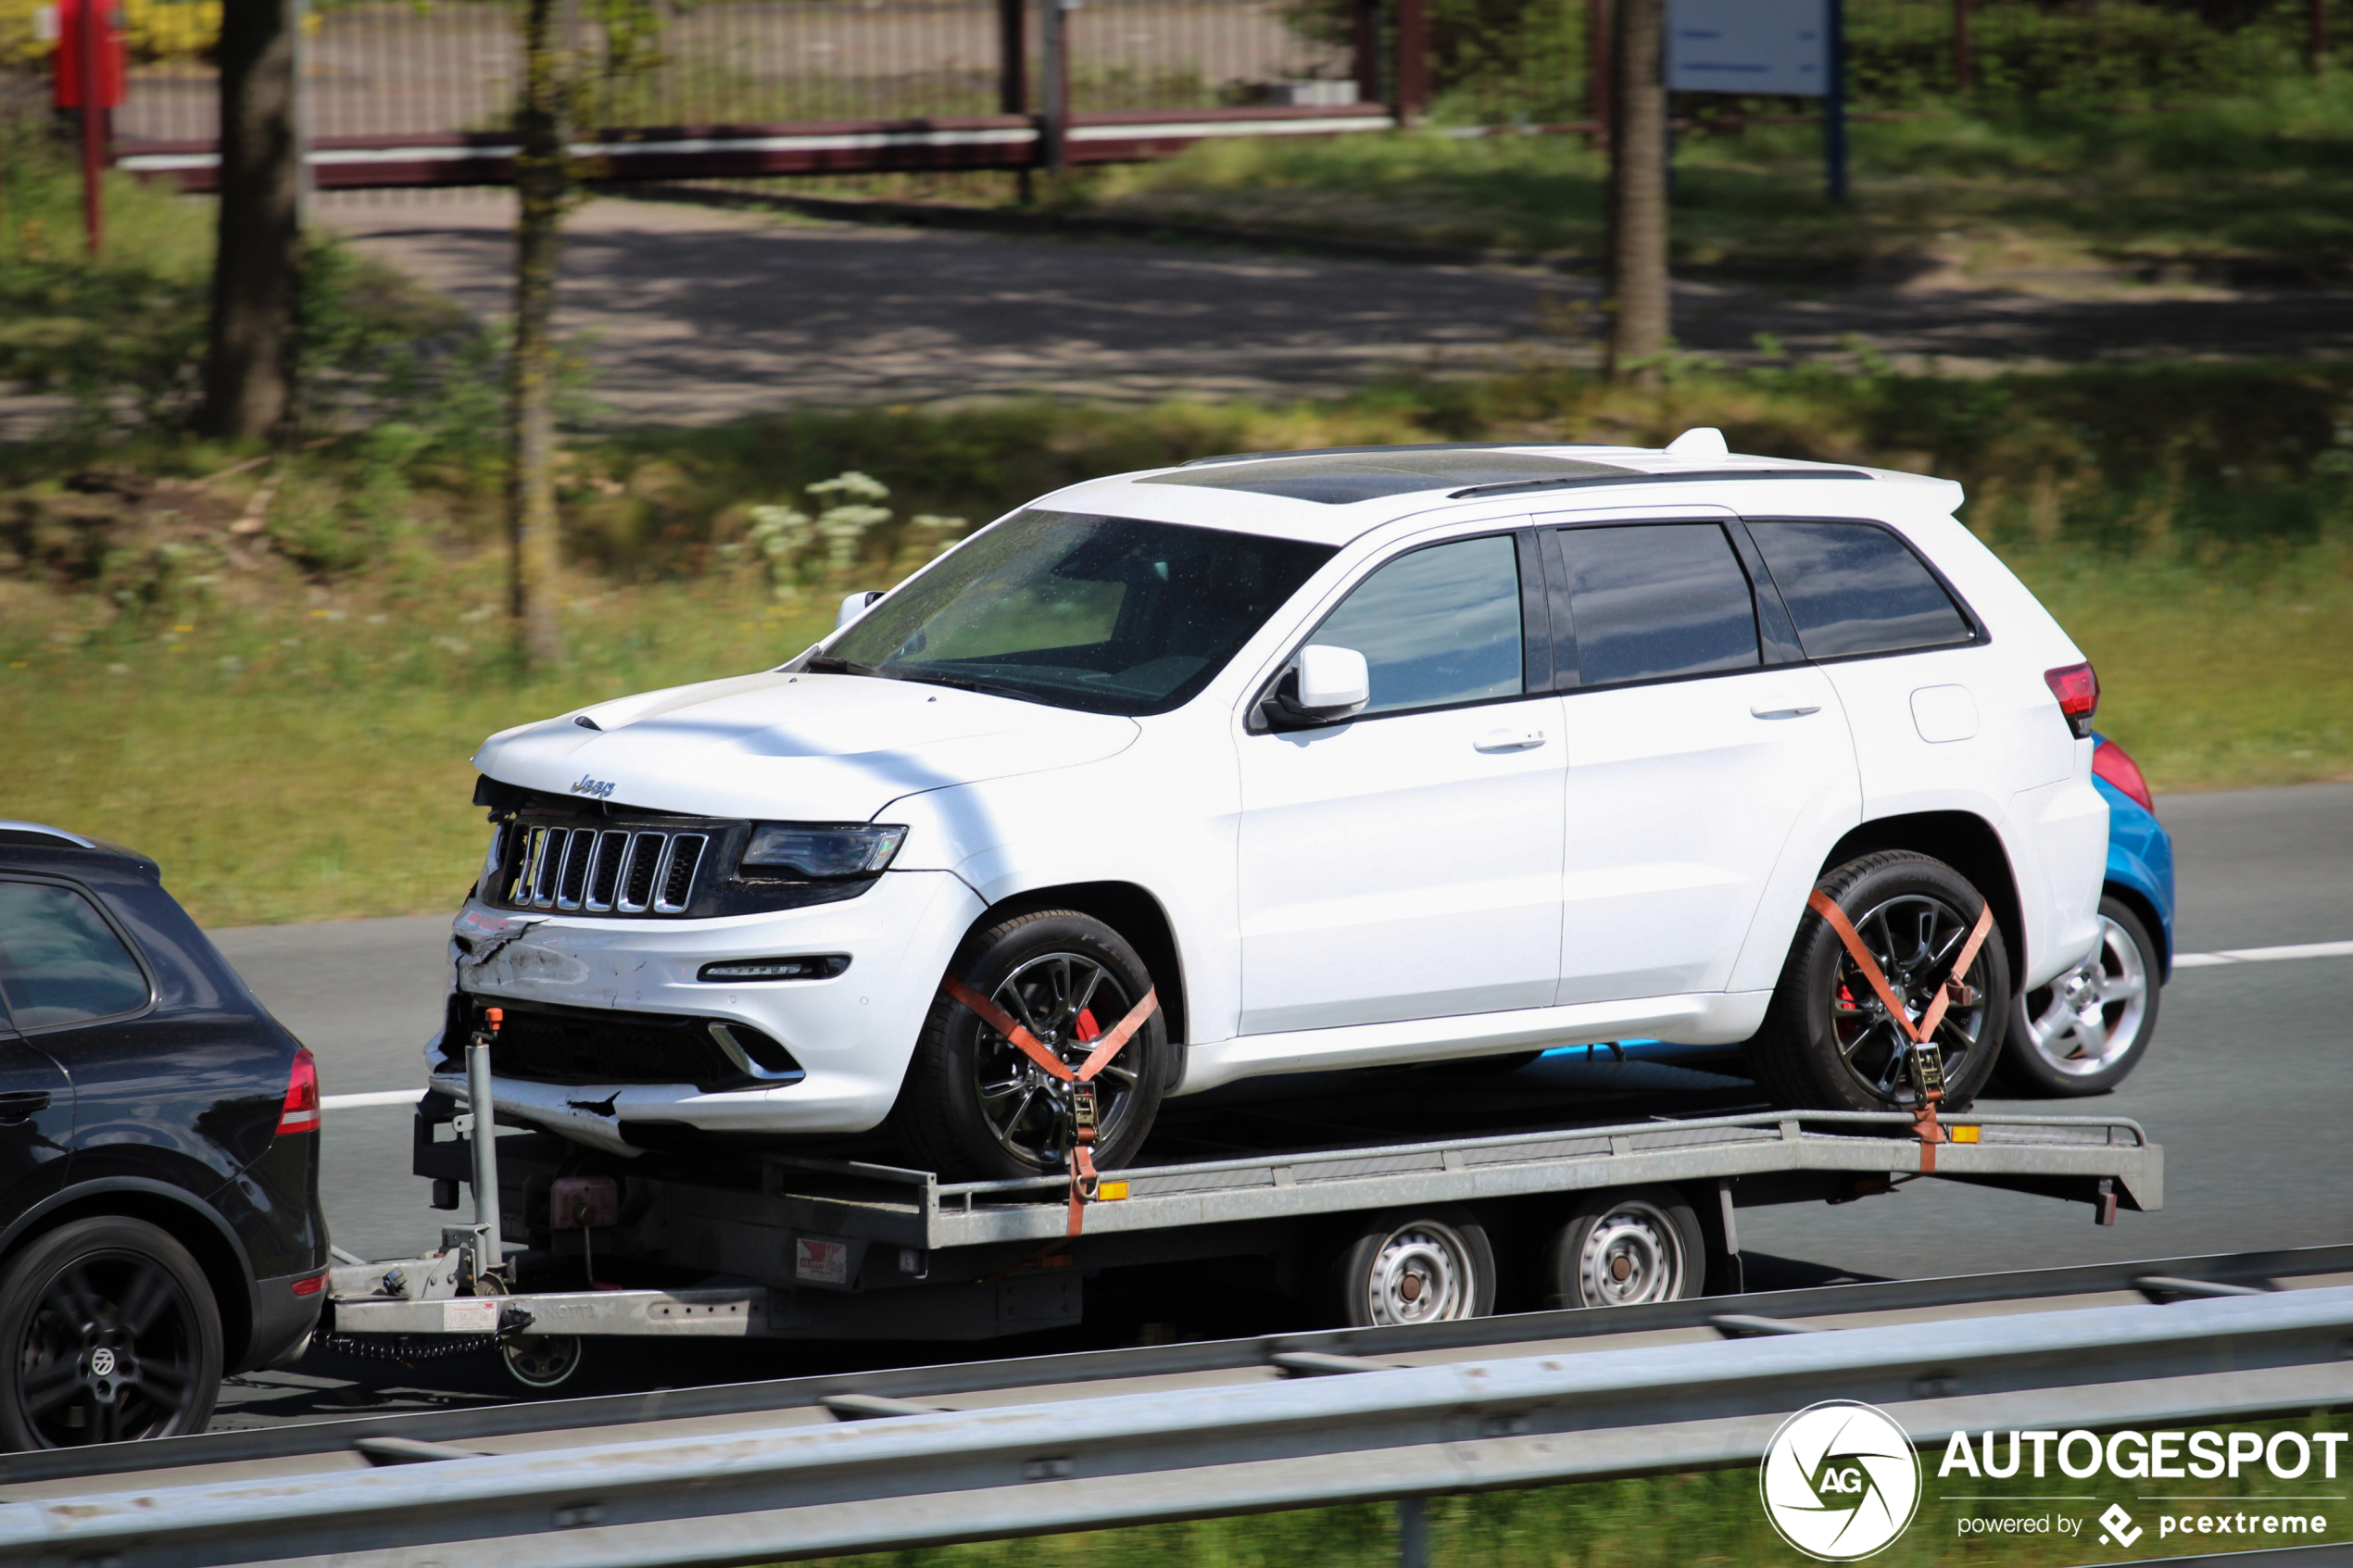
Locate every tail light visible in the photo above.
<box><xmin>290</xmin><ymin>1270</ymin><xmax>328</xmax><ymax>1297</ymax></box>
<box><xmin>2044</xmin><ymin>661</ymin><xmax>2099</xmax><ymax>739</ymax></box>
<box><xmin>277</xmin><ymin>1046</ymin><xmax>320</xmax><ymax>1135</ymax></box>
<box><xmin>2093</xmin><ymin>736</ymin><xmax>2155</xmax><ymax>812</ymax></box>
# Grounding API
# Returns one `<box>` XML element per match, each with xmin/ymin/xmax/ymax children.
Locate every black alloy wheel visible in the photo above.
<box><xmin>897</xmin><ymin>909</ymin><xmax>1170</xmax><ymax>1182</ymax></box>
<box><xmin>0</xmin><ymin>1217</ymin><xmax>223</xmax><ymax>1449</ymax></box>
<box><xmin>1746</xmin><ymin>851</ymin><xmax>2011</xmax><ymax>1114</ymax></box>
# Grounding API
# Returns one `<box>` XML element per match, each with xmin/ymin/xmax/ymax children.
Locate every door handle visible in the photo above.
<box><xmin>1475</xmin><ymin>728</ymin><xmax>1547</xmax><ymax>752</ymax></box>
<box><xmin>0</xmin><ymin>1091</ymin><xmax>51</xmax><ymax>1123</ymax></box>
<box><xmin>1750</xmin><ymin>704</ymin><xmax>1821</xmax><ymax>721</ymax></box>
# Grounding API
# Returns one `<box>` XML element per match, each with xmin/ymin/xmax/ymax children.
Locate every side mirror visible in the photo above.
<box><xmin>837</xmin><ymin>589</ymin><xmax>885</xmax><ymax>631</ymax></box>
<box><xmin>1261</xmin><ymin>643</ymin><xmax>1372</xmax><ymax>730</ymax></box>
<box><xmin>1298</xmin><ymin>645</ymin><xmax>1369</xmax><ymax>715</ymax></box>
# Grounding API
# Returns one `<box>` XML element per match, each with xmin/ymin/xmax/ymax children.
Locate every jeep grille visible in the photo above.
<box><xmin>493</xmin><ymin>824</ymin><xmax>708</xmax><ymax>916</ymax></box>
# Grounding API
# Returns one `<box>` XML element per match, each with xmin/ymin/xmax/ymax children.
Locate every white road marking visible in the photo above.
<box><xmin>2173</xmin><ymin>939</ymin><xmax>2353</xmax><ymax>970</ymax></box>
<box><xmin>321</xmin><ymin>1089</ymin><xmax>428</xmax><ymax>1110</ymax></box>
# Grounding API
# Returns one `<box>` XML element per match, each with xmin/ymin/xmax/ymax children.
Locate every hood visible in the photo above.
<box><xmin>472</xmin><ymin>671</ymin><xmax>1140</xmax><ymax>822</ymax></box>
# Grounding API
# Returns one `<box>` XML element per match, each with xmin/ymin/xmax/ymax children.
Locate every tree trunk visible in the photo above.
<box><xmin>199</xmin><ymin>0</ymin><xmax>301</xmax><ymax>441</ymax></box>
<box><xmin>508</xmin><ymin>0</ymin><xmax>568</xmax><ymax>671</ymax></box>
<box><xmin>1604</xmin><ymin>0</ymin><xmax>1668</xmax><ymax>387</ymax></box>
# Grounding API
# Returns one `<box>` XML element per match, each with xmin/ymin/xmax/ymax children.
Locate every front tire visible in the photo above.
<box><xmin>0</xmin><ymin>1217</ymin><xmax>223</xmax><ymax>1449</ymax></box>
<box><xmin>2000</xmin><ymin>896</ymin><xmax>2160</xmax><ymax>1097</ymax></box>
<box><xmin>1745</xmin><ymin>851</ymin><xmax>2010</xmax><ymax>1113</ymax></box>
<box><xmin>895</xmin><ymin>909</ymin><xmax>1171</xmax><ymax>1182</ymax></box>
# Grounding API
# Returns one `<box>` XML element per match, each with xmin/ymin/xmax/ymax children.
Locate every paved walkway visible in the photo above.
<box><xmin>316</xmin><ymin>189</ymin><xmax>2353</xmax><ymax>426</ymax></box>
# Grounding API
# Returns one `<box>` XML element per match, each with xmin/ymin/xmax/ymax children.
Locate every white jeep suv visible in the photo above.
<box><xmin>441</xmin><ymin>434</ymin><xmax>2108</xmax><ymax>1179</ymax></box>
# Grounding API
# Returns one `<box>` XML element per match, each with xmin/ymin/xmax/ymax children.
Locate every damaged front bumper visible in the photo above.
<box><xmin>434</xmin><ymin>868</ymin><xmax>988</xmax><ymax>1148</ymax></box>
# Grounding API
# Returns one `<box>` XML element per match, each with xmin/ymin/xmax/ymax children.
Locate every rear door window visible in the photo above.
<box><xmin>1313</xmin><ymin>533</ymin><xmax>1525</xmax><ymax>716</ymax></box>
<box><xmin>0</xmin><ymin>881</ymin><xmax>152</xmax><ymax>1029</ymax></box>
<box><xmin>1746</xmin><ymin>521</ymin><xmax>1975</xmax><ymax>659</ymax></box>
<box><xmin>1554</xmin><ymin>522</ymin><xmax>1760</xmax><ymax>686</ymax></box>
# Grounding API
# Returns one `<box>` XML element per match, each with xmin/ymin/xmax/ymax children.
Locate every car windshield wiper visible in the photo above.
<box><xmin>802</xmin><ymin>655</ymin><xmax>883</xmax><ymax>676</ymax></box>
<box><xmin>876</xmin><ymin>666</ymin><xmax>1038</xmax><ymax>703</ymax></box>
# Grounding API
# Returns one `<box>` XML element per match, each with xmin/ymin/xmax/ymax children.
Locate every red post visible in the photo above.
<box><xmin>1589</xmin><ymin>0</ymin><xmax>1611</xmax><ymax>141</ymax></box>
<box><xmin>1954</xmin><ymin>0</ymin><xmax>1971</xmax><ymax>94</ymax></box>
<box><xmin>77</xmin><ymin>0</ymin><xmax>105</xmax><ymax>258</ymax></box>
<box><xmin>2314</xmin><ymin>0</ymin><xmax>2329</xmax><ymax>74</ymax></box>
<box><xmin>1393</xmin><ymin>0</ymin><xmax>1428</xmax><ymax>123</ymax></box>
<box><xmin>54</xmin><ymin>0</ymin><xmax>122</xmax><ymax>258</ymax></box>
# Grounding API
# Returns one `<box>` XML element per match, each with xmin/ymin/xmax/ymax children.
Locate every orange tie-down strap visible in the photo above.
<box><xmin>1806</xmin><ymin>888</ymin><xmax>1995</xmax><ymax>1173</ymax></box>
<box><xmin>940</xmin><ymin>975</ymin><xmax>1159</xmax><ymax>1243</ymax></box>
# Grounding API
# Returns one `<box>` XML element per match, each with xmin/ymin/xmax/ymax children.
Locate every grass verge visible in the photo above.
<box><xmin>1007</xmin><ymin>82</ymin><xmax>2353</xmax><ymax>278</ymax></box>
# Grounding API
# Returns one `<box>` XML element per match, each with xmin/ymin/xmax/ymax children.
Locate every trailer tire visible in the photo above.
<box><xmin>1542</xmin><ymin>1187</ymin><xmax>1703</xmax><ymax>1309</ymax></box>
<box><xmin>896</xmin><ymin>909</ymin><xmax>1171</xmax><ymax>1183</ymax></box>
<box><xmin>1745</xmin><ymin>851</ymin><xmax>2009</xmax><ymax>1114</ymax></box>
<box><xmin>1333</xmin><ymin>1210</ymin><xmax>1495</xmax><ymax>1327</ymax></box>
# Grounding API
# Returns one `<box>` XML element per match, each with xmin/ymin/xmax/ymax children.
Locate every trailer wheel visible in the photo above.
<box><xmin>897</xmin><ymin>909</ymin><xmax>1170</xmax><ymax>1182</ymax></box>
<box><xmin>1744</xmin><ymin>851</ymin><xmax>2009</xmax><ymax>1113</ymax></box>
<box><xmin>1542</xmin><ymin>1188</ymin><xmax>1702</xmax><ymax>1310</ymax></box>
<box><xmin>500</xmin><ymin>1332</ymin><xmax>583</xmax><ymax>1391</ymax></box>
<box><xmin>1334</xmin><ymin>1210</ymin><xmax>1495</xmax><ymax>1327</ymax></box>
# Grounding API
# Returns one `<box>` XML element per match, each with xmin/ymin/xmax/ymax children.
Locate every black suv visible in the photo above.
<box><xmin>0</xmin><ymin>822</ymin><xmax>328</xmax><ymax>1448</ymax></box>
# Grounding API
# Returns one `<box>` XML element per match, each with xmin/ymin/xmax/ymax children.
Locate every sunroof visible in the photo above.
<box><xmin>1139</xmin><ymin>450</ymin><xmax>1635</xmax><ymax>506</ymax></box>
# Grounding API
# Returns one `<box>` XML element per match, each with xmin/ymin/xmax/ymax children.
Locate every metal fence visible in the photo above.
<box><xmin>118</xmin><ymin>0</ymin><xmax>1362</xmax><ymax>144</ymax></box>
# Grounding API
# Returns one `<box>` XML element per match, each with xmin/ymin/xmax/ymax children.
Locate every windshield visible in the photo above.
<box><xmin>824</xmin><ymin>510</ymin><xmax>1336</xmax><ymax>715</ymax></box>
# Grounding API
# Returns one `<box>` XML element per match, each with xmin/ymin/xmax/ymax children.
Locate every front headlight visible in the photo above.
<box><xmin>740</xmin><ymin>822</ymin><xmax>908</xmax><ymax>878</ymax></box>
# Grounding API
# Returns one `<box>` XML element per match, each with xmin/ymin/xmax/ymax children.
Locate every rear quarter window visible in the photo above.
<box><xmin>1747</xmin><ymin>521</ymin><xmax>1976</xmax><ymax>659</ymax></box>
<box><xmin>0</xmin><ymin>880</ymin><xmax>153</xmax><ymax>1029</ymax></box>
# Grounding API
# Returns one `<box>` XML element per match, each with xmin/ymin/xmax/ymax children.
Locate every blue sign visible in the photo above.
<box><xmin>1667</xmin><ymin>0</ymin><xmax>1831</xmax><ymax>97</ymax></box>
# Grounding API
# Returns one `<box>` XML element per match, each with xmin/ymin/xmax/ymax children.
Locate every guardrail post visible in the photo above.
<box><xmin>1039</xmin><ymin>0</ymin><xmax>1072</xmax><ymax>172</ymax></box>
<box><xmin>998</xmin><ymin>0</ymin><xmax>1027</xmax><ymax>113</ymax></box>
<box><xmin>1352</xmin><ymin>0</ymin><xmax>1380</xmax><ymax>106</ymax></box>
<box><xmin>1396</xmin><ymin>1497</ymin><xmax>1430</xmax><ymax>1568</ymax></box>
<box><xmin>1587</xmin><ymin>0</ymin><xmax>1610</xmax><ymax>145</ymax></box>
<box><xmin>1392</xmin><ymin>0</ymin><xmax>1428</xmax><ymax>123</ymax></box>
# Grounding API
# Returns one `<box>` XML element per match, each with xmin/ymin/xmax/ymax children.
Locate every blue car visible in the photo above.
<box><xmin>2000</xmin><ymin>733</ymin><xmax>2174</xmax><ymax>1096</ymax></box>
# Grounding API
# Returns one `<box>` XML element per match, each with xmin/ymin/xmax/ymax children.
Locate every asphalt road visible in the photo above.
<box><xmin>198</xmin><ymin>780</ymin><xmax>2352</xmax><ymax>1415</ymax></box>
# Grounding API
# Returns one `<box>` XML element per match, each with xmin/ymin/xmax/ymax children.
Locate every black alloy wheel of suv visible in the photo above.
<box><xmin>0</xmin><ymin>823</ymin><xmax>331</xmax><ymax>1449</ymax></box>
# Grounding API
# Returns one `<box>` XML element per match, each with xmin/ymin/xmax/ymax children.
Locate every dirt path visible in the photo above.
<box><xmin>319</xmin><ymin>188</ymin><xmax>2353</xmax><ymax>425</ymax></box>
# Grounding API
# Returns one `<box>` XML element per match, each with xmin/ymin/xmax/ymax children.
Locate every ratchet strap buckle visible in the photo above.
<box><xmin>1806</xmin><ymin>889</ymin><xmax>1996</xmax><ymax>1173</ymax></box>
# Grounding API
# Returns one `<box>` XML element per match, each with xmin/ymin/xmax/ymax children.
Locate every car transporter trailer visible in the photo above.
<box><xmin>316</xmin><ymin>1068</ymin><xmax>2164</xmax><ymax>1389</ymax></box>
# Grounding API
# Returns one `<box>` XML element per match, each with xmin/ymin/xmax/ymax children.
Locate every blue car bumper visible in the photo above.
<box><xmin>2095</xmin><ymin>773</ymin><xmax>2175</xmax><ymax>979</ymax></box>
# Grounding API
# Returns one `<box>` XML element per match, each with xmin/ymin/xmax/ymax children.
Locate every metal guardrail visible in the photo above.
<box><xmin>114</xmin><ymin>105</ymin><xmax>1400</xmax><ymax>192</ymax></box>
<box><xmin>6</xmin><ymin>1286</ymin><xmax>2351</xmax><ymax>1568</ymax></box>
<box><xmin>7</xmin><ymin>1239</ymin><xmax>2344</xmax><ymax>1488</ymax></box>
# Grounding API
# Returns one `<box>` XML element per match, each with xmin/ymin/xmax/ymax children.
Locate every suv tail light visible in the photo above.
<box><xmin>2044</xmin><ymin>661</ymin><xmax>2099</xmax><ymax>739</ymax></box>
<box><xmin>277</xmin><ymin>1047</ymin><xmax>321</xmax><ymax>1135</ymax></box>
<box><xmin>2093</xmin><ymin>736</ymin><xmax>2155</xmax><ymax>812</ymax></box>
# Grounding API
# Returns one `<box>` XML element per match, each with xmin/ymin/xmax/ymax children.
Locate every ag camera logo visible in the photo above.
<box><xmin>1760</xmin><ymin>1400</ymin><xmax>1923</xmax><ymax>1561</ymax></box>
